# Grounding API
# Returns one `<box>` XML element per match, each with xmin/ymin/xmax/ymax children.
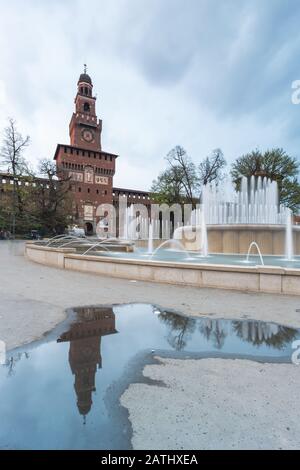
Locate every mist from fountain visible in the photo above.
<box><xmin>149</xmin><ymin>239</ymin><xmax>191</xmax><ymax>260</ymax></box>
<box><xmin>285</xmin><ymin>209</ymin><xmax>294</xmax><ymax>261</ymax></box>
<box><xmin>81</xmin><ymin>240</ymin><xmax>112</xmax><ymax>256</ymax></box>
<box><xmin>201</xmin><ymin>209</ymin><xmax>208</xmax><ymax>257</ymax></box>
<box><xmin>202</xmin><ymin>175</ymin><xmax>285</xmax><ymax>225</ymax></box>
<box><xmin>47</xmin><ymin>235</ymin><xmax>84</xmax><ymax>246</ymax></box>
<box><xmin>246</xmin><ymin>241</ymin><xmax>265</xmax><ymax>266</ymax></box>
<box><xmin>59</xmin><ymin>239</ymin><xmax>90</xmax><ymax>248</ymax></box>
<box><xmin>147</xmin><ymin>222</ymin><xmax>154</xmax><ymax>255</ymax></box>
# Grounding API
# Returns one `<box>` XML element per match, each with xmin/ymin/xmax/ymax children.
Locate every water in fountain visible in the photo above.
<box><xmin>285</xmin><ymin>209</ymin><xmax>294</xmax><ymax>261</ymax></box>
<box><xmin>202</xmin><ymin>176</ymin><xmax>285</xmax><ymax>225</ymax></box>
<box><xmin>245</xmin><ymin>241</ymin><xmax>265</xmax><ymax>266</ymax></box>
<box><xmin>147</xmin><ymin>221</ymin><xmax>154</xmax><ymax>255</ymax></box>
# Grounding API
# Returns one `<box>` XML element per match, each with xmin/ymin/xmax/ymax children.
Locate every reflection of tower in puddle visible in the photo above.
<box><xmin>58</xmin><ymin>307</ymin><xmax>117</xmax><ymax>418</ymax></box>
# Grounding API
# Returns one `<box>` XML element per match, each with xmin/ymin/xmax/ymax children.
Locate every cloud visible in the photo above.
<box><xmin>0</xmin><ymin>0</ymin><xmax>299</xmax><ymax>191</ymax></box>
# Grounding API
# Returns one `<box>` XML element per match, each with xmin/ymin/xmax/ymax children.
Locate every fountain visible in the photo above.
<box><xmin>26</xmin><ymin>175</ymin><xmax>300</xmax><ymax>296</ymax></box>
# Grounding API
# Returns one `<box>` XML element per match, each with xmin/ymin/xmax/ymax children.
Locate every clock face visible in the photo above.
<box><xmin>82</xmin><ymin>128</ymin><xmax>94</xmax><ymax>143</ymax></box>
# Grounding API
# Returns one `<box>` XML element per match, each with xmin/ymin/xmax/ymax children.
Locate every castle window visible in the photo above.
<box><xmin>96</xmin><ymin>189</ymin><xmax>99</xmax><ymax>194</ymax></box>
<box><xmin>80</xmin><ymin>87</ymin><xmax>83</xmax><ymax>94</ymax></box>
<box><xmin>87</xmin><ymin>188</ymin><xmax>90</xmax><ymax>193</ymax></box>
<box><xmin>78</xmin><ymin>187</ymin><xmax>81</xmax><ymax>193</ymax></box>
<box><xmin>84</xmin><ymin>102</ymin><xmax>90</xmax><ymax>112</ymax></box>
<box><xmin>85</xmin><ymin>87</ymin><xmax>88</xmax><ymax>95</ymax></box>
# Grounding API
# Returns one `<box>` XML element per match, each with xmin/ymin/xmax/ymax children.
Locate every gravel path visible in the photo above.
<box><xmin>121</xmin><ymin>357</ymin><xmax>300</xmax><ymax>450</ymax></box>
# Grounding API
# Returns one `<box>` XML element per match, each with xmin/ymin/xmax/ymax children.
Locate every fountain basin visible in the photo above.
<box><xmin>25</xmin><ymin>242</ymin><xmax>300</xmax><ymax>296</ymax></box>
<box><xmin>173</xmin><ymin>224</ymin><xmax>300</xmax><ymax>255</ymax></box>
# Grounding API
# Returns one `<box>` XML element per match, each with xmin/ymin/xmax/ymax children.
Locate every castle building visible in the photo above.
<box><xmin>0</xmin><ymin>67</ymin><xmax>154</xmax><ymax>236</ymax></box>
<box><xmin>54</xmin><ymin>67</ymin><xmax>152</xmax><ymax>235</ymax></box>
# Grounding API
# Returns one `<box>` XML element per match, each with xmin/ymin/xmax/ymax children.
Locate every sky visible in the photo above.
<box><xmin>0</xmin><ymin>0</ymin><xmax>300</xmax><ymax>191</ymax></box>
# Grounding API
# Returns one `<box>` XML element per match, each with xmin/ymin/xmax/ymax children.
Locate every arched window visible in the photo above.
<box><xmin>85</xmin><ymin>87</ymin><xmax>88</xmax><ymax>95</ymax></box>
<box><xmin>84</xmin><ymin>102</ymin><xmax>90</xmax><ymax>112</ymax></box>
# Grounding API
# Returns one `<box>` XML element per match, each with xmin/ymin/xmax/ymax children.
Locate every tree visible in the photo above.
<box><xmin>151</xmin><ymin>145</ymin><xmax>227</xmax><ymax>207</ymax></box>
<box><xmin>231</xmin><ymin>148</ymin><xmax>300</xmax><ymax>211</ymax></box>
<box><xmin>33</xmin><ymin>159</ymin><xmax>72</xmax><ymax>235</ymax></box>
<box><xmin>280</xmin><ymin>179</ymin><xmax>300</xmax><ymax>213</ymax></box>
<box><xmin>198</xmin><ymin>148</ymin><xmax>226</xmax><ymax>186</ymax></box>
<box><xmin>151</xmin><ymin>167</ymin><xmax>187</xmax><ymax>205</ymax></box>
<box><xmin>0</xmin><ymin>118</ymin><xmax>30</xmax><ymax>236</ymax></box>
<box><xmin>165</xmin><ymin>146</ymin><xmax>198</xmax><ymax>206</ymax></box>
<box><xmin>158</xmin><ymin>311</ymin><xmax>196</xmax><ymax>350</ymax></box>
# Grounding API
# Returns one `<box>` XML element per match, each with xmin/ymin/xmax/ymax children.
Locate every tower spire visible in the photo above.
<box><xmin>84</xmin><ymin>63</ymin><xmax>87</xmax><ymax>74</ymax></box>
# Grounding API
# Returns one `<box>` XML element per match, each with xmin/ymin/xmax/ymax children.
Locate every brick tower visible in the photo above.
<box><xmin>54</xmin><ymin>66</ymin><xmax>118</xmax><ymax>235</ymax></box>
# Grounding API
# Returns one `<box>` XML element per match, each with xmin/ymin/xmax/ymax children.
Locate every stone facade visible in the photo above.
<box><xmin>54</xmin><ymin>71</ymin><xmax>117</xmax><ymax>235</ymax></box>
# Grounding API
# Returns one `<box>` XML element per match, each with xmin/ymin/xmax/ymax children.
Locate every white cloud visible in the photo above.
<box><xmin>0</xmin><ymin>0</ymin><xmax>299</xmax><ymax>191</ymax></box>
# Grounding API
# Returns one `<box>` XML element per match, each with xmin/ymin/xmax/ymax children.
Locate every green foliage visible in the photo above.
<box><xmin>280</xmin><ymin>179</ymin><xmax>300</xmax><ymax>213</ymax></box>
<box><xmin>150</xmin><ymin>167</ymin><xmax>187</xmax><ymax>205</ymax></box>
<box><xmin>0</xmin><ymin>120</ymin><xmax>72</xmax><ymax>236</ymax></box>
<box><xmin>231</xmin><ymin>148</ymin><xmax>300</xmax><ymax>211</ymax></box>
<box><xmin>31</xmin><ymin>159</ymin><xmax>72</xmax><ymax>235</ymax></box>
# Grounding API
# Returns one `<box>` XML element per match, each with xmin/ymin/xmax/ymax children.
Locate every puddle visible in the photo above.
<box><xmin>0</xmin><ymin>303</ymin><xmax>299</xmax><ymax>450</ymax></box>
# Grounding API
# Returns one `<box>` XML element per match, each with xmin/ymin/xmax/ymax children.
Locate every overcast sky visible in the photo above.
<box><xmin>0</xmin><ymin>0</ymin><xmax>300</xmax><ymax>190</ymax></box>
